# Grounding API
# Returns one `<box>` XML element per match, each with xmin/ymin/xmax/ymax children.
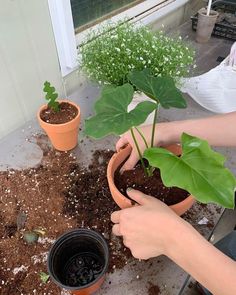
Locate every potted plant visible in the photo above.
<box><xmin>79</xmin><ymin>20</ymin><xmax>195</xmax><ymax>125</ymax></box>
<box><xmin>37</xmin><ymin>81</ymin><xmax>81</xmax><ymax>151</ymax></box>
<box><xmin>84</xmin><ymin>68</ymin><xmax>236</xmax><ymax>215</ymax></box>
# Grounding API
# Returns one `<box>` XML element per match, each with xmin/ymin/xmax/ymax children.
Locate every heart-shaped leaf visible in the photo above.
<box><xmin>85</xmin><ymin>83</ymin><xmax>157</xmax><ymax>138</ymax></box>
<box><xmin>128</xmin><ymin>69</ymin><xmax>186</xmax><ymax>109</ymax></box>
<box><xmin>144</xmin><ymin>133</ymin><xmax>236</xmax><ymax>208</ymax></box>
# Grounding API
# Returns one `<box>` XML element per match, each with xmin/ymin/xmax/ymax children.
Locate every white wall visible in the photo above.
<box><xmin>0</xmin><ymin>0</ymin><xmax>64</xmax><ymax>138</ymax></box>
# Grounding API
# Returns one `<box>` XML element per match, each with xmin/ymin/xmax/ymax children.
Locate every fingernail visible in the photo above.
<box><xmin>126</xmin><ymin>187</ymin><xmax>133</xmax><ymax>192</ymax></box>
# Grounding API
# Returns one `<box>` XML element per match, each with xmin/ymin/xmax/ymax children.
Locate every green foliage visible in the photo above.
<box><xmin>85</xmin><ymin>83</ymin><xmax>157</xmax><ymax>138</ymax></box>
<box><xmin>128</xmin><ymin>69</ymin><xmax>187</xmax><ymax>109</ymax></box>
<box><xmin>39</xmin><ymin>272</ymin><xmax>50</xmax><ymax>284</ymax></box>
<box><xmin>79</xmin><ymin>21</ymin><xmax>195</xmax><ymax>86</ymax></box>
<box><xmin>144</xmin><ymin>133</ymin><xmax>236</xmax><ymax>208</ymax></box>
<box><xmin>85</xmin><ymin>68</ymin><xmax>235</xmax><ymax>208</ymax></box>
<box><xmin>43</xmin><ymin>81</ymin><xmax>60</xmax><ymax>112</ymax></box>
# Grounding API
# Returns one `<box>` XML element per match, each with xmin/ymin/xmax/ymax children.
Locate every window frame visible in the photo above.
<box><xmin>48</xmin><ymin>0</ymin><xmax>182</xmax><ymax>77</ymax></box>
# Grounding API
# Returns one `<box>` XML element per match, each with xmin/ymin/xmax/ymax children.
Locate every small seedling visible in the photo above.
<box><xmin>43</xmin><ymin>81</ymin><xmax>60</xmax><ymax>112</ymax></box>
<box><xmin>39</xmin><ymin>272</ymin><xmax>50</xmax><ymax>284</ymax></box>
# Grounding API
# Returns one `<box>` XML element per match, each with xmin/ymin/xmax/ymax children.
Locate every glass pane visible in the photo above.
<box><xmin>70</xmin><ymin>0</ymin><xmax>145</xmax><ymax>33</ymax></box>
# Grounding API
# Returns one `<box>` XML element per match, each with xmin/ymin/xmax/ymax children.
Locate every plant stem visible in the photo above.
<box><xmin>131</xmin><ymin>128</ymin><xmax>148</xmax><ymax>176</ymax></box>
<box><xmin>135</xmin><ymin>127</ymin><xmax>149</xmax><ymax>149</ymax></box>
<box><xmin>151</xmin><ymin>103</ymin><xmax>159</xmax><ymax>147</ymax></box>
<box><xmin>147</xmin><ymin>103</ymin><xmax>160</xmax><ymax>177</ymax></box>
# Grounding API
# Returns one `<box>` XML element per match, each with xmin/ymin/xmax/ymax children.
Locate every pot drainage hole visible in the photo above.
<box><xmin>63</xmin><ymin>252</ymin><xmax>104</xmax><ymax>287</ymax></box>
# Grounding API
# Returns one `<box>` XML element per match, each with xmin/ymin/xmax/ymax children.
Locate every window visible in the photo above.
<box><xmin>48</xmin><ymin>0</ymin><xmax>184</xmax><ymax>77</ymax></box>
<box><xmin>70</xmin><ymin>0</ymin><xmax>145</xmax><ymax>33</ymax></box>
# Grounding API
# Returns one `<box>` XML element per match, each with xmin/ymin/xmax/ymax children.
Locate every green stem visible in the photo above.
<box><xmin>135</xmin><ymin>127</ymin><xmax>149</xmax><ymax>149</ymax></box>
<box><xmin>151</xmin><ymin>103</ymin><xmax>159</xmax><ymax>147</ymax></box>
<box><xmin>135</xmin><ymin>127</ymin><xmax>154</xmax><ymax>177</ymax></box>
<box><xmin>131</xmin><ymin>128</ymin><xmax>148</xmax><ymax>176</ymax></box>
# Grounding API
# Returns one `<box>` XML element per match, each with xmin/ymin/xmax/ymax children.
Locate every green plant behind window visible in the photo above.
<box><xmin>43</xmin><ymin>81</ymin><xmax>60</xmax><ymax>112</ymax></box>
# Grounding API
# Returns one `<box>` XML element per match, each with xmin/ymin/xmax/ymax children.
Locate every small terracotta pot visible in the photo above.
<box><xmin>47</xmin><ymin>229</ymin><xmax>109</xmax><ymax>295</ymax></box>
<box><xmin>107</xmin><ymin>144</ymin><xmax>195</xmax><ymax>216</ymax></box>
<box><xmin>37</xmin><ymin>100</ymin><xmax>81</xmax><ymax>151</ymax></box>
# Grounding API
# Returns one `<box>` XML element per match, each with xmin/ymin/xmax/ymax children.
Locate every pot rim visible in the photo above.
<box><xmin>198</xmin><ymin>8</ymin><xmax>219</xmax><ymax>17</ymax></box>
<box><xmin>37</xmin><ymin>100</ymin><xmax>81</xmax><ymax>127</ymax></box>
<box><xmin>47</xmin><ymin>228</ymin><xmax>109</xmax><ymax>291</ymax></box>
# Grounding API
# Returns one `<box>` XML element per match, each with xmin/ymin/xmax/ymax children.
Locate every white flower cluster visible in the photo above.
<box><xmin>79</xmin><ymin>21</ymin><xmax>195</xmax><ymax>86</ymax></box>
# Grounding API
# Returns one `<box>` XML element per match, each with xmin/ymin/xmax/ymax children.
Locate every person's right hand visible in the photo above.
<box><xmin>111</xmin><ymin>189</ymin><xmax>186</xmax><ymax>259</ymax></box>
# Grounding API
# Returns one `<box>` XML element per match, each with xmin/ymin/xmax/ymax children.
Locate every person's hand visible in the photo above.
<box><xmin>111</xmin><ymin>188</ymin><xmax>185</xmax><ymax>260</ymax></box>
<box><xmin>116</xmin><ymin>125</ymin><xmax>164</xmax><ymax>171</ymax></box>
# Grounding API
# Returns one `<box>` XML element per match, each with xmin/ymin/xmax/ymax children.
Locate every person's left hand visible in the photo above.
<box><xmin>111</xmin><ymin>188</ymin><xmax>184</xmax><ymax>260</ymax></box>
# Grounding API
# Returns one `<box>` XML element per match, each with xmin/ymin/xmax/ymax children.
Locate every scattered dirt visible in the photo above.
<box><xmin>148</xmin><ymin>281</ymin><xmax>160</xmax><ymax>295</ymax></box>
<box><xmin>0</xmin><ymin>134</ymin><xmax>131</xmax><ymax>294</ymax></box>
<box><xmin>40</xmin><ymin>102</ymin><xmax>78</xmax><ymax>124</ymax></box>
<box><xmin>115</xmin><ymin>161</ymin><xmax>189</xmax><ymax>205</ymax></box>
<box><xmin>63</xmin><ymin>149</ymin><xmax>132</xmax><ymax>272</ymax></box>
<box><xmin>0</xmin><ymin>133</ymin><xmax>221</xmax><ymax>294</ymax></box>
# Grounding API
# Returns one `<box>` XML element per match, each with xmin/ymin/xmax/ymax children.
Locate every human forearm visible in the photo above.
<box><xmin>116</xmin><ymin>111</ymin><xmax>236</xmax><ymax>170</ymax></box>
<box><xmin>159</xmin><ymin>111</ymin><xmax>236</xmax><ymax>147</ymax></box>
<box><xmin>166</xmin><ymin>220</ymin><xmax>236</xmax><ymax>295</ymax></box>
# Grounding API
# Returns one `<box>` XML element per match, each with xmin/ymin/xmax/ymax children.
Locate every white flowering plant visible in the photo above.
<box><xmin>79</xmin><ymin>21</ymin><xmax>195</xmax><ymax>86</ymax></box>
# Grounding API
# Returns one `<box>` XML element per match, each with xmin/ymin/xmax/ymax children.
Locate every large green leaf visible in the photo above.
<box><xmin>84</xmin><ymin>83</ymin><xmax>157</xmax><ymax>138</ymax></box>
<box><xmin>143</xmin><ymin>133</ymin><xmax>236</xmax><ymax>208</ymax></box>
<box><xmin>128</xmin><ymin>69</ymin><xmax>187</xmax><ymax>109</ymax></box>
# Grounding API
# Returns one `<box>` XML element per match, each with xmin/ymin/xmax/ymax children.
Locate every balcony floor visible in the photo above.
<box><xmin>0</xmin><ymin>21</ymin><xmax>235</xmax><ymax>295</ymax></box>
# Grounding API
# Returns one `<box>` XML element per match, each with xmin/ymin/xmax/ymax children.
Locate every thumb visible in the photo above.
<box><xmin>126</xmin><ymin>188</ymin><xmax>152</xmax><ymax>205</ymax></box>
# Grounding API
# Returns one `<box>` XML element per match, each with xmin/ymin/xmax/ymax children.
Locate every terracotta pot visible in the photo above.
<box><xmin>107</xmin><ymin>144</ymin><xmax>195</xmax><ymax>216</ymax></box>
<box><xmin>47</xmin><ymin>229</ymin><xmax>109</xmax><ymax>295</ymax></box>
<box><xmin>37</xmin><ymin>100</ymin><xmax>81</xmax><ymax>151</ymax></box>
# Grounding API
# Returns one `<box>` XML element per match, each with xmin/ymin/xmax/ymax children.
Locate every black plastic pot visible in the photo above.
<box><xmin>47</xmin><ymin>229</ymin><xmax>109</xmax><ymax>295</ymax></box>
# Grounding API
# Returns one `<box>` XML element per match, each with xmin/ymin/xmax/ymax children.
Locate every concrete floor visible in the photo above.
<box><xmin>0</xmin><ymin>21</ymin><xmax>235</xmax><ymax>295</ymax></box>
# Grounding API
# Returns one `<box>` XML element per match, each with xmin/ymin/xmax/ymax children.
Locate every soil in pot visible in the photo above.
<box><xmin>40</xmin><ymin>102</ymin><xmax>78</xmax><ymax>124</ymax></box>
<box><xmin>114</xmin><ymin>161</ymin><xmax>189</xmax><ymax>206</ymax></box>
